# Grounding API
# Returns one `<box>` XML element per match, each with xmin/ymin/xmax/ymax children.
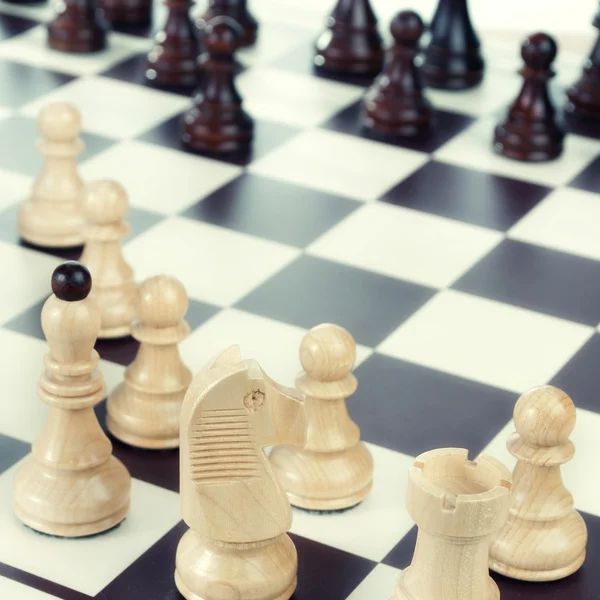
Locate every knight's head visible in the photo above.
<box><xmin>180</xmin><ymin>346</ymin><xmax>307</xmax><ymax>474</ymax></box>
<box><xmin>243</xmin><ymin>358</ymin><xmax>307</xmax><ymax>448</ymax></box>
<box><xmin>180</xmin><ymin>346</ymin><xmax>307</xmax><ymax>542</ymax></box>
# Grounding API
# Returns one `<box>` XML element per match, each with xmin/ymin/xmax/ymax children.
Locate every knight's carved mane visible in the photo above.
<box><xmin>181</xmin><ymin>346</ymin><xmax>263</xmax><ymax>486</ymax></box>
<box><xmin>189</xmin><ymin>408</ymin><xmax>260</xmax><ymax>484</ymax></box>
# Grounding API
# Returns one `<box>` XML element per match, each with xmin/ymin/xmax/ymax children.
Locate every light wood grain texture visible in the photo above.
<box><xmin>175</xmin><ymin>346</ymin><xmax>307</xmax><ymax>600</ymax></box>
<box><xmin>270</xmin><ymin>323</ymin><xmax>373</xmax><ymax>510</ymax></box>
<box><xmin>80</xmin><ymin>180</ymin><xmax>137</xmax><ymax>339</ymax></box>
<box><xmin>18</xmin><ymin>103</ymin><xmax>86</xmax><ymax>248</ymax></box>
<box><xmin>107</xmin><ymin>274</ymin><xmax>192</xmax><ymax>449</ymax></box>
<box><xmin>394</xmin><ymin>448</ymin><xmax>512</xmax><ymax>600</ymax></box>
<box><xmin>13</xmin><ymin>265</ymin><xmax>131</xmax><ymax>537</ymax></box>
<box><xmin>489</xmin><ymin>385</ymin><xmax>588</xmax><ymax>581</ymax></box>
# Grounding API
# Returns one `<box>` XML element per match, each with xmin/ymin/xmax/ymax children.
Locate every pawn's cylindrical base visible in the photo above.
<box><xmin>363</xmin><ymin>102</ymin><xmax>433</xmax><ymax>139</ymax></box>
<box><xmin>47</xmin><ymin>16</ymin><xmax>108</xmax><ymax>54</ymax></box>
<box><xmin>13</xmin><ymin>455</ymin><xmax>130</xmax><ymax>538</ymax></box>
<box><xmin>490</xmin><ymin>511</ymin><xmax>588</xmax><ymax>582</ymax></box>
<box><xmin>565</xmin><ymin>80</ymin><xmax>600</xmax><ymax>121</ymax></box>
<box><xmin>18</xmin><ymin>201</ymin><xmax>85</xmax><ymax>248</ymax></box>
<box><xmin>270</xmin><ymin>442</ymin><xmax>373</xmax><ymax>511</ymax></box>
<box><xmin>181</xmin><ymin>109</ymin><xmax>254</xmax><ymax>155</ymax></box>
<box><xmin>175</xmin><ymin>530</ymin><xmax>297</xmax><ymax>600</ymax></box>
<box><xmin>393</xmin><ymin>567</ymin><xmax>500</xmax><ymax>600</ymax></box>
<box><xmin>493</xmin><ymin>122</ymin><xmax>564</xmax><ymax>163</ymax></box>
<box><xmin>107</xmin><ymin>382</ymin><xmax>183</xmax><ymax>449</ymax></box>
<box><xmin>314</xmin><ymin>35</ymin><xmax>384</xmax><ymax>78</ymax></box>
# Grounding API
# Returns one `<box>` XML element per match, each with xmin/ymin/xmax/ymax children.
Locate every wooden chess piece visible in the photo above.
<box><xmin>47</xmin><ymin>0</ymin><xmax>109</xmax><ymax>53</ymax></box>
<box><xmin>270</xmin><ymin>324</ymin><xmax>373</xmax><ymax>511</ymax></box>
<box><xmin>175</xmin><ymin>346</ymin><xmax>307</xmax><ymax>600</ymax></box>
<box><xmin>393</xmin><ymin>448</ymin><xmax>512</xmax><ymax>600</ymax></box>
<box><xmin>314</xmin><ymin>0</ymin><xmax>384</xmax><ymax>78</ymax></box>
<box><xmin>146</xmin><ymin>0</ymin><xmax>200</xmax><ymax>87</ymax></box>
<box><xmin>362</xmin><ymin>11</ymin><xmax>433</xmax><ymax>138</ymax></box>
<box><xmin>80</xmin><ymin>180</ymin><xmax>136</xmax><ymax>339</ymax></box>
<box><xmin>13</xmin><ymin>262</ymin><xmax>131</xmax><ymax>537</ymax></box>
<box><xmin>566</xmin><ymin>3</ymin><xmax>600</xmax><ymax>122</ymax></box>
<box><xmin>494</xmin><ymin>33</ymin><xmax>564</xmax><ymax>162</ymax></box>
<box><xmin>489</xmin><ymin>385</ymin><xmax>588</xmax><ymax>581</ymax></box>
<box><xmin>18</xmin><ymin>103</ymin><xmax>86</xmax><ymax>248</ymax></box>
<box><xmin>422</xmin><ymin>0</ymin><xmax>484</xmax><ymax>90</ymax></box>
<box><xmin>198</xmin><ymin>0</ymin><xmax>258</xmax><ymax>47</ymax></box>
<box><xmin>181</xmin><ymin>17</ymin><xmax>253</xmax><ymax>155</ymax></box>
<box><xmin>107</xmin><ymin>275</ymin><xmax>192</xmax><ymax>449</ymax></box>
<box><xmin>99</xmin><ymin>0</ymin><xmax>152</xmax><ymax>25</ymax></box>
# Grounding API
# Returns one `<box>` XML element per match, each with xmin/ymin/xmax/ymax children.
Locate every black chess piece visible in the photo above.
<box><xmin>47</xmin><ymin>0</ymin><xmax>109</xmax><ymax>53</ymax></box>
<box><xmin>363</xmin><ymin>10</ymin><xmax>433</xmax><ymax>138</ymax></box>
<box><xmin>198</xmin><ymin>0</ymin><xmax>258</xmax><ymax>47</ymax></box>
<box><xmin>566</xmin><ymin>3</ymin><xmax>600</xmax><ymax>122</ymax></box>
<box><xmin>494</xmin><ymin>33</ymin><xmax>564</xmax><ymax>162</ymax></box>
<box><xmin>181</xmin><ymin>17</ymin><xmax>253</xmax><ymax>155</ymax></box>
<box><xmin>146</xmin><ymin>0</ymin><xmax>200</xmax><ymax>87</ymax></box>
<box><xmin>422</xmin><ymin>0</ymin><xmax>484</xmax><ymax>90</ymax></box>
<box><xmin>98</xmin><ymin>0</ymin><xmax>152</xmax><ymax>25</ymax></box>
<box><xmin>314</xmin><ymin>0</ymin><xmax>384</xmax><ymax>79</ymax></box>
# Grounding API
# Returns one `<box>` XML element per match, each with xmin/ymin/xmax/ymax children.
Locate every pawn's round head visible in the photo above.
<box><xmin>300</xmin><ymin>323</ymin><xmax>356</xmax><ymax>382</ymax></box>
<box><xmin>390</xmin><ymin>10</ymin><xmax>425</xmax><ymax>44</ymax></box>
<box><xmin>202</xmin><ymin>16</ymin><xmax>243</xmax><ymax>56</ymax></box>
<box><xmin>85</xmin><ymin>180</ymin><xmax>128</xmax><ymax>225</ymax></box>
<box><xmin>521</xmin><ymin>32</ymin><xmax>557</xmax><ymax>70</ymax></box>
<box><xmin>51</xmin><ymin>261</ymin><xmax>92</xmax><ymax>302</ymax></box>
<box><xmin>38</xmin><ymin>102</ymin><xmax>81</xmax><ymax>142</ymax></box>
<box><xmin>513</xmin><ymin>385</ymin><xmax>575</xmax><ymax>447</ymax></box>
<box><xmin>137</xmin><ymin>275</ymin><xmax>188</xmax><ymax>328</ymax></box>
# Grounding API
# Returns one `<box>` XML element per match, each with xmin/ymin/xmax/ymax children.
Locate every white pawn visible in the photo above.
<box><xmin>18</xmin><ymin>102</ymin><xmax>85</xmax><ymax>248</ymax></box>
<box><xmin>270</xmin><ymin>323</ymin><xmax>373</xmax><ymax>510</ymax></box>
<box><xmin>489</xmin><ymin>385</ymin><xmax>588</xmax><ymax>581</ymax></box>
<box><xmin>107</xmin><ymin>275</ymin><xmax>193</xmax><ymax>449</ymax></box>
<box><xmin>80</xmin><ymin>180</ymin><xmax>137</xmax><ymax>339</ymax></box>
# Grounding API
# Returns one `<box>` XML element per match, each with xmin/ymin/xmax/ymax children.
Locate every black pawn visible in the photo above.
<box><xmin>314</xmin><ymin>0</ymin><xmax>384</xmax><ymax>79</ymax></box>
<box><xmin>566</xmin><ymin>3</ymin><xmax>600</xmax><ymax>122</ymax></box>
<box><xmin>52</xmin><ymin>261</ymin><xmax>92</xmax><ymax>302</ymax></box>
<box><xmin>198</xmin><ymin>0</ymin><xmax>258</xmax><ymax>47</ymax></box>
<box><xmin>47</xmin><ymin>0</ymin><xmax>109</xmax><ymax>53</ymax></box>
<box><xmin>363</xmin><ymin>11</ymin><xmax>432</xmax><ymax>138</ymax></box>
<box><xmin>146</xmin><ymin>0</ymin><xmax>200</xmax><ymax>88</ymax></box>
<box><xmin>494</xmin><ymin>33</ymin><xmax>564</xmax><ymax>163</ymax></box>
<box><xmin>181</xmin><ymin>17</ymin><xmax>253</xmax><ymax>155</ymax></box>
<box><xmin>422</xmin><ymin>0</ymin><xmax>484</xmax><ymax>90</ymax></box>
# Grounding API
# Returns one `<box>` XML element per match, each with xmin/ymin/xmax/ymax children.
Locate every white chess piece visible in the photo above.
<box><xmin>489</xmin><ymin>385</ymin><xmax>588</xmax><ymax>581</ymax></box>
<box><xmin>80</xmin><ymin>180</ymin><xmax>137</xmax><ymax>339</ymax></box>
<box><xmin>107</xmin><ymin>275</ymin><xmax>192</xmax><ymax>448</ymax></box>
<box><xmin>13</xmin><ymin>262</ymin><xmax>131</xmax><ymax>537</ymax></box>
<box><xmin>18</xmin><ymin>102</ymin><xmax>85</xmax><ymax>248</ymax></box>
<box><xmin>176</xmin><ymin>346</ymin><xmax>307</xmax><ymax>600</ymax></box>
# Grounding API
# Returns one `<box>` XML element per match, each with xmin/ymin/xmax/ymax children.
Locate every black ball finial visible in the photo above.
<box><xmin>522</xmin><ymin>32</ymin><xmax>557</xmax><ymax>70</ymax></box>
<box><xmin>203</xmin><ymin>16</ymin><xmax>243</xmax><ymax>55</ymax></box>
<box><xmin>390</xmin><ymin>10</ymin><xmax>425</xmax><ymax>45</ymax></box>
<box><xmin>51</xmin><ymin>261</ymin><xmax>92</xmax><ymax>302</ymax></box>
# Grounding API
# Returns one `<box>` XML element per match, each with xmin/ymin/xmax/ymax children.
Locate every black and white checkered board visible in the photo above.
<box><xmin>0</xmin><ymin>1</ymin><xmax>599</xmax><ymax>599</ymax></box>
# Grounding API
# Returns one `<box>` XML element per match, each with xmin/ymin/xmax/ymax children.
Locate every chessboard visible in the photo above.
<box><xmin>0</xmin><ymin>1</ymin><xmax>599</xmax><ymax>599</ymax></box>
